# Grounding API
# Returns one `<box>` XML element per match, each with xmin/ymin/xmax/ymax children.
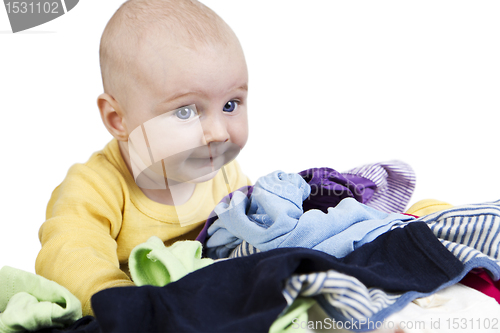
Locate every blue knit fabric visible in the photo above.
<box><xmin>206</xmin><ymin>170</ymin><xmax>414</xmax><ymax>259</ymax></box>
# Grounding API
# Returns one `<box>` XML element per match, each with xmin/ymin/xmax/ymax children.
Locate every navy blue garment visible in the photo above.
<box><xmin>91</xmin><ymin>222</ymin><xmax>463</xmax><ymax>333</ymax></box>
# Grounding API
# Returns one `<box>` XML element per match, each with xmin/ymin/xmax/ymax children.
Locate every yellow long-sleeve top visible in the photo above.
<box><xmin>35</xmin><ymin>139</ymin><xmax>251</xmax><ymax>316</ymax></box>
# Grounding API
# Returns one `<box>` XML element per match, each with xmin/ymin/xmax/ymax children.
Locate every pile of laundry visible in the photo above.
<box><xmin>2</xmin><ymin>161</ymin><xmax>500</xmax><ymax>333</ymax></box>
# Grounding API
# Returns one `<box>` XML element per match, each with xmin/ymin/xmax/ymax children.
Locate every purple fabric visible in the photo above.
<box><xmin>196</xmin><ymin>186</ymin><xmax>253</xmax><ymax>244</ymax></box>
<box><xmin>299</xmin><ymin>168</ymin><xmax>377</xmax><ymax>214</ymax></box>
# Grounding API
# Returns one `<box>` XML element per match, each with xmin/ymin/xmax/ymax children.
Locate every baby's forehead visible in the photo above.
<box><xmin>124</xmin><ymin>32</ymin><xmax>244</xmax><ymax>86</ymax></box>
<box><xmin>100</xmin><ymin>0</ymin><xmax>243</xmax><ymax>107</ymax></box>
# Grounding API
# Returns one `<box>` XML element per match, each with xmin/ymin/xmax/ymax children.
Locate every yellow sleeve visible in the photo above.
<box><xmin>406</xmin><ymin>199</ymin><xmax>454</xmax><ymax>216</ymax></box>
<box><xmin>35</xmin><ymin>163</ymin><xmax>134</xmax><ymax>316</ymax></box>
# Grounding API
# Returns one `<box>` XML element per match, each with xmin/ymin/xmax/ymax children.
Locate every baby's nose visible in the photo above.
<box><xmin>202</xmin><ymin>115</ymin><xmax>230</xmax><ymax>144</ymax></box>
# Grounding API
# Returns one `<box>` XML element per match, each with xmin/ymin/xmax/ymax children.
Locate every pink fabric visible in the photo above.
<box><xmin>460</xmin><ymin>269</ymin><xmax>500</xmax><ymax>304</ymax></box>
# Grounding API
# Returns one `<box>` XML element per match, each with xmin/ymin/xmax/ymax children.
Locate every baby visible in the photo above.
<box><xmin>35</xmin><ymin>0</ymin><xmax>251</xmax><ymax>316</ymax></box>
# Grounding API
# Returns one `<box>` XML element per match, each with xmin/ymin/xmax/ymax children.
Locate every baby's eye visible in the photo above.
<box><xmin>223</xmin><ymin>100</ymin><xmax>238</xmax><ymax>113</ymax></box>
<box><xmin>174</xmin><ymin>105</ymin><xmax>197</xmax><ymax>120</ymax></box>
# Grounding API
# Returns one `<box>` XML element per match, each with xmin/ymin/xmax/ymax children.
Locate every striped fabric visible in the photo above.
<box><xmin>343</xmin><ymin>160</ymin><xmax>416</xmax><ymax>214</ymax></box>
<box><xmin>232</xmin><ymin>200</ymin><xmax>500</xmax><ymax>332</ymax></box>
<box><xmin>229</xmin><ymin>240</ymin><xmax>260</xmax><ymax>258</ymax></box>
<box><xmin>283</xmin><ymin>271</ymin><xmax>401</xmax><ymax>322</ymax></box>
<box><xmin>412</xmin><ymin>199</ymin><xmax>500</xmax><ymax>277</ymax></box>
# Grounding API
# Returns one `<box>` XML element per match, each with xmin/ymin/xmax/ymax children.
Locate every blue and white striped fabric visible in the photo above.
<box><xmin>343</xmin><ymin>160</ymin><xmax>416</xmax><ymax>214</ymax></box>
<box><xmin>233</xmin><ymin>200</ymin><xmax>500</xmax><ymax>332</ymax></box>
<box><xmin>229</xmin><ymin>240</ymin><xmax>260</xmax><ymax>258</ymax></box>
<box><xmin>412</xmin><ymin>199</ymin><xmax>500</xmax><ymax>277</ymax></box>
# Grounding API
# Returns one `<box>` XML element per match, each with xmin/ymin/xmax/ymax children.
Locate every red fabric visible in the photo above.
<box><xmin>460</xmin><ymin>269</ymin><xmax>500</xmax><ymax>304</ymax></box>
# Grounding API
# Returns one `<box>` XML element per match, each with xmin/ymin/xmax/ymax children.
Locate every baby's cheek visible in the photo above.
<box><xmin>230</xmin><ymin>118</ymin><xmax>249</xmax><ymax>149</ymax></box>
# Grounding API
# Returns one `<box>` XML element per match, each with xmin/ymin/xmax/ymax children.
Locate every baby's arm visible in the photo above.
<box><xmin>35</xmin><ymin>163</ymin><xmax>134</xmax><ymax>316</ymax></box>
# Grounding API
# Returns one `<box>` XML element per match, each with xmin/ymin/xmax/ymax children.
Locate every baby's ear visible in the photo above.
<box><xmin>97</xmin><ymin>93</ymin><xmax>128</xmax><ymax>141</ymax></box>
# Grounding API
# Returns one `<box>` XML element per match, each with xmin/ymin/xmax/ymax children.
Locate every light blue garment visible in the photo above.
<box><xmin>206</xmin><ymin>171</ymin><xmax>414</xmax><ymax>259</ymax></box>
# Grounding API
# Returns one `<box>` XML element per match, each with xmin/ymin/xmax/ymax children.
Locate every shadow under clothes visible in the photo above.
<box><xmin>30</xmin><ymin>317</ymin><xmax>100</xmax><ymax>333</ymax></box>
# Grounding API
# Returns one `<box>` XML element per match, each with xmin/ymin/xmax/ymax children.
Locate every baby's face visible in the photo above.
<box><xmin>123</xmin><ymin>38</ymin><xmax>249</xmax><ymax>188</ymax></box>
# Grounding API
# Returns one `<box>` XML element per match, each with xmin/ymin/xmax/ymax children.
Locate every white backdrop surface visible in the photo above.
<box><xmin>1</xmin><ymin>1</ymin><xmax>499</xmax><ymax>273</ymax></box>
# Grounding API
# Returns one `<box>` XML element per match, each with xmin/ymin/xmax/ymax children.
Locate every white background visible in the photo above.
<box><xmin>1</xmin><ymin>1</ymin><xmax>499</xmax><ymax>274</ymax></box>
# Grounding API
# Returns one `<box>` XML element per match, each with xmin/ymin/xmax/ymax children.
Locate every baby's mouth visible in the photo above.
<box><xmin>208</xmin><ymin>145</ymin><xmax>214</xmax><ymax>171</ymax></box>
<box><xmin>188</xmin><ymin>143</ymin><xmax>229</xmax><ymax>170</ymax></box>
<box><xmin>159</xmin><ymin>142</ymin><xmax>240</xmax><ymax>180</ymax></box>
<box><xmin>189</xmin><ymin>154</ymin><xmax>224</xmax><ymax>171</ymax></box>
<box><xmin>191</xmin><ymin>142</ymin><xmax>229</xmax><ymax>159</ymax></box>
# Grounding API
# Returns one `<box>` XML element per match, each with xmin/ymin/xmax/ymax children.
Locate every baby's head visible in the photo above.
<box><xmin>98</xmin><ymin>0</ymin><xmax>249</xmax><ymax>187</ymax></box>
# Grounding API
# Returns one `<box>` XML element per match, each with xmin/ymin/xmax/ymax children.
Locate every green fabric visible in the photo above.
<box><xmin>0</xmin><ymin>266</ymin><xmax>82</xmax><ymax>333</ymax></box>
<box><xmin>269</xmin><ymin>297</ymin><xmax>316</xmax><ymax>333</ymax></box>
<box><xmin>129</xmin><ymin>237</ymin><xmax>214</xmax><ymax>286</ymax></box>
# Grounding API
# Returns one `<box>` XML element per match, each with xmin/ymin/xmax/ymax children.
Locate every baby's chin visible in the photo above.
<box><xmin>186</xmin><ymin>169</ymin><xmax>220</xmax><ymax>183</ymax></box>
